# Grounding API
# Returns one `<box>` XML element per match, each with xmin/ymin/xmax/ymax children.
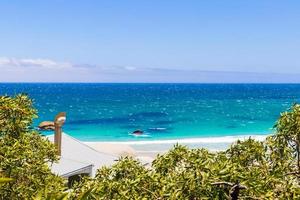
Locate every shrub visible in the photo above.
<box><xmin>1</xmin><ymin>94</ymin><xmax>300</xmax><ymax>199</ymax></box>
<box><xmin>72</xmin><ymin>105</ymin><xmax>300</xmax><ymax>199</ymax></box>
<box><xmin>0</xmin><ymin>94</ymin><xmax>65</xmax><ymax>199</ymax></box>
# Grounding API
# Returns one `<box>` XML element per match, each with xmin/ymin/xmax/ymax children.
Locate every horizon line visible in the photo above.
<box><xmin>2</xmin><ymin>82</ymin><xmax>300</xmax><ymax>84</ymax></box>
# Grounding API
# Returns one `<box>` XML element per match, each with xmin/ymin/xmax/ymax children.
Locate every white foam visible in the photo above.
<box><xmin>89</xmin><ymin>134</ymin><xmax>269</xmax><ymax>145</ymax></box>
<box><xmin>128</xmin><ymin>133</ymin><xmax>151</xmax><ymax>138</ymax></box>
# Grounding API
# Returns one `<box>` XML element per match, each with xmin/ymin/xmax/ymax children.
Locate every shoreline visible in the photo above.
<box><xmin>83</xmin><ymin>134</ymin><xmax>269</xmax><ymax>144</ymax></box>
<box><xmin>84</xmin><ymin>134</ymin><xmax>270</xmax><ymax>160</ymax></box>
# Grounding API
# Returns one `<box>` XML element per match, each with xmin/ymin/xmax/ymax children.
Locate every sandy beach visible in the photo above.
<box><xmin>84</xmin><ymin>134</ymin><xmax>268</xmax><ymax>162</ymax></box>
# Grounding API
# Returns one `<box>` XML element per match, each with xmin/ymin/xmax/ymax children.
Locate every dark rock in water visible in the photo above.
<box><xmin>132</xmin><ymin>130</ymin><xmax>144</xmax><ymax>135</ymax></box>
<box><xmin>38</xmin><ymin>121</ymin><xmax>55</xmax><ymax>130</ymax></box>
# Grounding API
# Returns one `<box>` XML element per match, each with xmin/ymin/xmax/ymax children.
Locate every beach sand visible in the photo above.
<box><xmin>84</xmin><ymin>134</ymin><xmax>268</xmax><ymax>163</ymax></box>
<box><xmin>85</xmin><ymin>142</ymin><xmax>157</xmax><ymax>164</ymax></box>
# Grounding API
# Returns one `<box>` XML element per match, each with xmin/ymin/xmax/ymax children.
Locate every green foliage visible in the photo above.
<box><xmin>33</xmin><ymin>190</ymin><xmax>69</xmax><ymax>200</ymax></box>
<box><xmin>71</xmin><ymin>104</ymin><xmax>300</xmax><ymax>200</ymax></box>
<box><xmin>272</xmin><ymin>104</ymin><xmax>300</xmax><ymax>173</ymax></box>
<box><xmin>0</xmin><ymin>94</ymin><xmax>37</xmax><ymax>137</ymax></box>
<box><xmin>1</xmin><ymin>94</ymin><xmax>300</xmax><ymax>199</ymax></box>
<box><xmin>72</xmin><ymin>140</ymin><xmax>300</xmax><ymax>199</ymax></box>
<box><xmin>70</xmin><ymin>157</ymin><xmax>157</xmax><ymax>199</ymax></box>
<box><xmin>0</xmin><ymin>94</ymin><xmax>65</xmax><ymax>199</ymax></box>
<box><xmin>0</xmin><ymin>177</ymin><xmax>13</xmax><ymax>184</ymax></box>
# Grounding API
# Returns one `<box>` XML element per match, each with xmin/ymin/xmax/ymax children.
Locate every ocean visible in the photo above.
<box><xmin>1</xmin><ymin>83</ymin><xmax>299</xmax><ymax>141</ymax></box>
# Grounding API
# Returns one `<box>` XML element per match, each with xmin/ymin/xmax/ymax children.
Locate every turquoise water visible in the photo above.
<box><xmin>1</xmin><ymin>83</ymin><xmax>299</xmax><ymax>141</ymax></box>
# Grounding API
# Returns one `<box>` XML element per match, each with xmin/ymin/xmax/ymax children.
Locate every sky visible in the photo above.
<box><xmin>0</xmin><ymin>0</ymin><xmax>300</xmax><ymax>83</ymax></box>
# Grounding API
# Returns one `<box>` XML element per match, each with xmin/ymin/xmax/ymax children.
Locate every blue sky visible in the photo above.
<box><xmin>0</xmin><ymin>0</ymin><xmax>300</xmax><ymax>82</ymax></box>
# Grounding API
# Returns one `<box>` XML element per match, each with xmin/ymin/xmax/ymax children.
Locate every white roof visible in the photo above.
<box><xmin>47</xmin><ymin>133</ymin><xmax>117</xmax><ymax>177</ymax></box>
<box><xmin>51</xmin><ymin>158</ymin><xmax>93</xmax><ymax>178</ymax></box>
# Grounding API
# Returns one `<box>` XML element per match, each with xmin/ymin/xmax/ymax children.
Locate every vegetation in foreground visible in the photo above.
<box><xmin>1</xmin><ymin>94</ymin><xmax>300</xmax><ymax>199</ymax></box>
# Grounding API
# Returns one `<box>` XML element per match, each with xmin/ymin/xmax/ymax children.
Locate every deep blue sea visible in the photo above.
<box><xmin>1</xmin><ymin>83</ymin><xmax>299</xmax><ymax>141</ymax></box>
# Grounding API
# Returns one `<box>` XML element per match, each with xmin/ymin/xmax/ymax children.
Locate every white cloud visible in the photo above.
<box><xmin>0</xmin><ymin>57</ymin><xmax>72</xmax><ymax>69</ymax></box>
<box><xmin>124</xmin><ymin>66</ymin><xmax>136</xmax><ymax>71</ymax></box>
<box><xmin>0</xmin><ymin>57</ymin><xmax>12</xmax><ymax>65</ymax></box>
<box><xmin>0</xmin><ymin>57</ymin><xmax>299</xmax><ymax>83</ymax></box>
<box><xmin>0</xmin><ymin>57</ymin><xmax>141</xmax><ymax>72</ymax></box>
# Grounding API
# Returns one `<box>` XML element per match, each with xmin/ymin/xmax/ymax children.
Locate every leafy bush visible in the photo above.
<box><xmin>72</xmin><ymin>105</ymin><xmax>300</xmax><ymax>199</ymax></box>
<box><xmin>1</xmin><ymin>94</ymin><xmax>300</xmax><ymax>199</ymax></box>
<box><xmin>0</xmin><ymin>94</ymin><xmax>65</xmax><ymax>199</ymax></box>
<box><xmin>72</xmin><ymin>139</ymin><xmax>300</xmax><ymax>199</ymax></box>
